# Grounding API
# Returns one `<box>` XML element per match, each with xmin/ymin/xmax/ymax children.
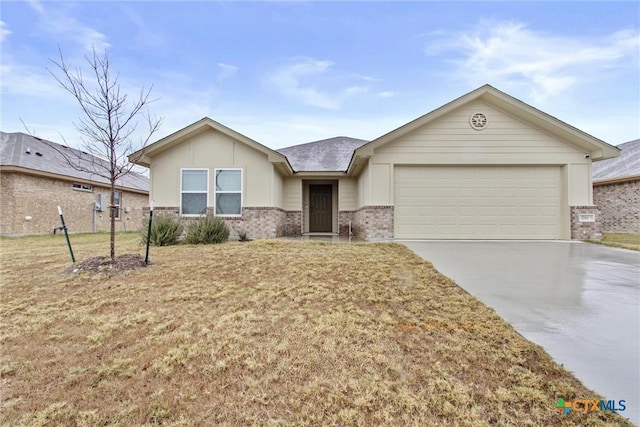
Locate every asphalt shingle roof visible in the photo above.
<box><xmin>592</xmin><ymin>139</ymin><xmax>640</xmax><ymax>181</ymax></box>
<box><xmin>0</xmin><ymin>132</ymin><xmax>149</xmax><ymax>191</ymax></box>
<box><xmin>277</xmin><ymin>136</ymin><xmax>368</xmax><ymax>172</ymax></box>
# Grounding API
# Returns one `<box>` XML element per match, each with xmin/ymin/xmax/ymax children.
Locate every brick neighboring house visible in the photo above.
<box><xmin>1</xmin><ymin>132</ymin><xmax>149</xmax><ymax>235</ymax></box>
<box><xmin>592</xmin><ymin>139</ymin><xmax>640</xmax><ymax>234</ymax></box>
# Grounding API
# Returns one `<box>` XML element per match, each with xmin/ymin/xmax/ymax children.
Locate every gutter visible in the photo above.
<box><xmin>593</xmin><ymin>174</ymin><xmax>640</xmax><ymax>186</ymax></box>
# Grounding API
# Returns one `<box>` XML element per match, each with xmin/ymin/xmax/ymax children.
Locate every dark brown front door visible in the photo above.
<box><xmin>309</xmin><ymin>185</ymin><xmax>332</xmax><ymax>232</ymax></box>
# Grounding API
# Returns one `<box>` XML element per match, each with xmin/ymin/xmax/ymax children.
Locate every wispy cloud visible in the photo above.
<box><xmin>268</xmin><ymin>57</ymin><xmax>339</xmax><ymax>109</ymax></box>
<box><xmin>378</xmin><ymin>91</ymin><xmax>398</xmax><ymax>98</ymax></box>
<box><xmin>28</xmin><ymin>1</ymin><xmax>110</xmax><ymax>52</ymax></box>
<box><xmin>218</xmin><ymin>63</ymin><xmax>239</xmax><ymax>80</ymax></box>
<box><xmin>268</xmin><ymin>57</ymin><xmax>377</xmax><ymax>109</ymax></box>
<box><xmin>426</xmin><ymin>20</ymin><xmax>640</xmax><ymax>103</ymax></box>
<box><xmin>0</xmin><ymin>21</ymin><xmax>11</xmax><ymax>43</ymax></box>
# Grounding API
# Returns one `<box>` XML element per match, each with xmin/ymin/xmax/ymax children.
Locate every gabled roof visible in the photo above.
<box><xmin>348</xmin><ymin>84</ymin><xmax>620</xmax><ymax>174</ymax></box>
<box><xmin>129</xmin><ymin>117</ymin><xmax>293</xmax><ymax>174</ymax></box>
<box><xmin>0</xmin><ymin>132</ymin><xmax>149</xmax><ymax>192</ymax></box>
<box><xmin>592</xmin><ymin>139</ymin><xmax>640</xmax><ymax>184</ymax></box>
<box><xmin>277</xmin><ymin>137</ymin><xmax>368</xmax><ymax>172</ymax></box>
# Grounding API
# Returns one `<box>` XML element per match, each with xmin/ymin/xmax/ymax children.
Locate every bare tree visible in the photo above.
<box><xmin>48</xmin><ymin>47</ymin><xmax>162</xmax><ymax>261</ymax></box>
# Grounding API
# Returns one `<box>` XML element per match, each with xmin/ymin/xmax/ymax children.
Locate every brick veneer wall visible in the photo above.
<box><xmin>284</xmin><ymin>211</ymin><xmax>302</xmax><ymax>236</ymax></box>
<box><xmin>0</xmin><ymin>172</ymin><xmax>148</xmax><ymax>235</ymax></box>
<box><xmin>353</xmin><ymin>206</ymin><xmax>394</xmax><ymax>240</ymax></box>
<box><xmin>570</xmin><ymin>206</ymin><xmax>602</xmax><ymax>240</ymax></box>
<box><xmin>149</xmin><ymin>206</ymin><xmax>291</xmax><ymax>240</ymax></box>
<box><xmin>593</xmin><ymin>180</ymin><xmax>640</xmax><ymax>233</ymax></box>
<box><xmin>338</xmin><ymin>210</ymin><xmax>355</xmax><ymax>235</ymax></box>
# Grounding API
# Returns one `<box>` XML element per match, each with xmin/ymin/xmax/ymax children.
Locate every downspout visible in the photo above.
<box><xmin>93</xmin><ymin>202</ymin><xmax>97</xmax><ymax>233</ymax></box>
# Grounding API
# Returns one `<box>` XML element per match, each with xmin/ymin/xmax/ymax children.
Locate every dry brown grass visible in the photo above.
<box><xmin>587</xmin><ymin>233</ymin><xmax>640</xmax><ymax>251</ymax></box>
<box><xmin>0</xmin><ymin>233</ymin><xmax>633</xmax><ymax>426</ymax></box>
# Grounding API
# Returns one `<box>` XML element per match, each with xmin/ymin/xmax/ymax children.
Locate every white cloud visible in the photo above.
<box><xmin>28</xmin><ymin>1</ymin><xmax>110</xmax><ymax>52</ymax></box>
<box><xmin>25</xmin><ymin>0</ymin><xmax>44</xmax><ymax>14</ymax></box>
<box><xmin>426</xmin><ymin>20</ymin><xmax>640</xmax><ymax>104</ymax></box>
<box><xmin>268</xmin><ymin>57</ymin><xmax>376</xmax><ymax>110</ymax></box>
<box><xmin>344</xmin><ymin>86</ymin><xmax>368</xmax><ymax>96</ymax></box>
<box><xmin>217</xmin><ymin>62</ymin><xmax>238</xmax><ymax>80</ymax></box>
<box><xmin>0</xmin><ymin>21</ymin><xmax>11</xmax><ymax>43</ymax></box>
<box><xmin>0</xmin><ymin>62</ymin><xmax>65</xmax><ymax>97</ymax></box>
<box><xmin>378</xmin><ymin>91</ymin><xmax>398</xmax><ymax>98</ymax></box>
<box><xmin>268</xmin><ymin>57</ymin><xmax>339</xmax><ymax>109</ymax></box>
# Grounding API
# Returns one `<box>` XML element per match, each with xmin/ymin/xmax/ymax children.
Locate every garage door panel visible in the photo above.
<box><xmin>394</xmin><ymin>166</ymin><xmax>562</xmax><ymax>239</ymax></box>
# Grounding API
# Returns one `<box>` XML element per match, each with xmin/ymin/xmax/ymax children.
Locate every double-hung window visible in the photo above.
<box><xmin>215</xmin><ymin>169</ymin><xmax>242</xmax><ymax>216</ymax></box>
<box><xmin>181</xmin><ymin>169</ymin><xmax>208</xmax><ymax>216</ymax></box>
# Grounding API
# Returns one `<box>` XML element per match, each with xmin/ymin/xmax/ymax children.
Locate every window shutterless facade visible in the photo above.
<box><xmin>214</xmin><ymin>168</ymin><xmax>242</xmax><ymax>216</ymax></box>
<box><xmin>181</xmin><ymin>169</ymin><xmax>209</xmax><ymax>216</ymax></box>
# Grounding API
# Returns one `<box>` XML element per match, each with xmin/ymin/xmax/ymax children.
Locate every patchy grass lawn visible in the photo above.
<box><xmin>587</xmin><ymin>233</ymin><xmax>640</xmax><ymax>251</ymax></box>
<box><xmin>0</xmin><ymin>233</ymin><xmax>633</xmax><ymax>426</ymax></box>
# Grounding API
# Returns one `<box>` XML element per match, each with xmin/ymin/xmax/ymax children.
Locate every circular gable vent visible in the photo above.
<box><xmin>469</xmin><ymin>112</ymin><xmax>488</xmax><ymax>130</ymax></box>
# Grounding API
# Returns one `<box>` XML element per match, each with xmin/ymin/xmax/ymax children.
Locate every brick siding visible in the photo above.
<box><xmin>593</xmin><ymin>180</ymin><xmax>640</xmax><ymax>234</ymax></box>
<box><xmin>570</xmin><ymin>206</ymin><xmax>602</xmax><ymax>240</ymax></box>
<box><xmin>0</xmin><ymin>172</ymin><xmax>148</xmax><ymax>235</ymax></box>
<box><xmin>148</xmin><ymin>206</ymin><xmax>292</xmax><ymax>240</ymax></box>
<box><xmin>338</xmin><ymin>210</ymin><xmax>356</xmax><ymax>236</ymax></box>
<box><xmin>353</xmin><ymin>206</ymin><xmax>394</xmax><ymax>240</ymax></box>
<box><xmin>284</xmin><ymin>210</ymin><xmax>302</xmax><ymax>236</ymax></box>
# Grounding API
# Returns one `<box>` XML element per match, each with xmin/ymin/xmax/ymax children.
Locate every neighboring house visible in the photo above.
<box><xmin>592</xmin><ymin>139</ymin><xmax>640</xmax><ymax>234</ymax></box>
<box><xmin>129</xmin><ymin>85</ymin><xmax>619</xmax><ymax>241</ymax></box>
<box><xmin>1</xmin><ymin>132</ymin><xmax>149</xmax><ymax>235</ymax></box>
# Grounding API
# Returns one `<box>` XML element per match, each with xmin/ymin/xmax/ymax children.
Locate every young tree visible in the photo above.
<box><xmin>48</xmin><ymin>47</ymin><xmax>162</xmax><ymax>261</ymax></box>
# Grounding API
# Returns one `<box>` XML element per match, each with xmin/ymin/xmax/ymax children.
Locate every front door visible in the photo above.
<box><xmin>309</xmin><ymin>185</ymin><xmax>332</xmax><ymax>232</ymax></box>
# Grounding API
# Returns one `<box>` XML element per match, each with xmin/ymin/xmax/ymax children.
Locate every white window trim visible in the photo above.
<box><xmin>180</xmin><ymin>168</ymin><xmax>209</xmax><ymax>217</ymax></box>
<box><xmin>214</xmin><ymin>168</ymin><xmax>243</xmax><ymax>217</ymax></box>
<box><xmin>72</xmin><ymin>183</ymin><xmax>93</xmax><ymax>192</ymax></box>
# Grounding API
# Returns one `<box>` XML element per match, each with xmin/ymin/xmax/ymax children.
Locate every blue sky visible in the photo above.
<box><xmin>1</xmin><ymin>1</ymin><xmax>639</xmax><ymax>150</ymax></box>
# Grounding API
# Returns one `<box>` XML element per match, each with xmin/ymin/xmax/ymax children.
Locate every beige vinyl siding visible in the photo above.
<box><xmin>273</xmin><ymin>170</ymin><xmax>283</xmax><ymax>209</ymax></box>
<box><xmin>567</xmin><ymin>163</ymin><xmax>592</xmax><ymax>206</ymax></box>
<box><xmin>394</xmin><ymin>166</ymin><xmax>563</xmax><ymax>239</ymax></box>
<box><xmin>370</xmin><ymin>164</ymin><xmax>391</xmax><ymax>206</ymax></box>
<box><xmin>282</xmin><ymin>177</ymin><xmax>302</xmax><ymax>211</ymax></box>
<box><xmin>338</xmin><ymin>178</ymin><xmax>358</xmax><ymax>211</ymax></box>
<box><xmin>356</xmin><ymin>163</ymin><xmax>370</xmax><ymax>208</ymax></box>
<box><xmin>369</xmin><ymin>100</ymin><xmax>592</xmax><ymax>207</ymax></box>
<box><xmin>150</xmin><ymin>129</ymin><xmax>278</xmax><ymax>208</ymax></box>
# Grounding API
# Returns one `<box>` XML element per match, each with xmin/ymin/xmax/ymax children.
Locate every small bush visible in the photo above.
<box><xmin>140</xmin><ymin>214</ymin><xmax>183</xmax><ymax>246</ymax></box>
<box><xmin>237</xmin><ymin>230</ymin><xmax>250</xmax><ymax>242</ymax></box>
<box><xmin>183</xmin><ymin>215</ymin><xmax>230</xmax><ymax>245</ymax></box>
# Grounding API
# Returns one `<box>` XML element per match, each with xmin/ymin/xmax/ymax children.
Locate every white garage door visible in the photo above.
<box><xmin>394</xmin><ymin>166</ymin><xmax>562</xmax><ymax>239</ymax></box>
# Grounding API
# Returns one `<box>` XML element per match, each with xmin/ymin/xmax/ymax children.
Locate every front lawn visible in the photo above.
<box><xmin>587</xmin><ymin>233</ymin><xmax>640</xmax><ymax>251</ymax></box>
<box><xmin>0</xmin><ymin>233</ymin><xmax>632</xmax><ymax>426</ymax></box>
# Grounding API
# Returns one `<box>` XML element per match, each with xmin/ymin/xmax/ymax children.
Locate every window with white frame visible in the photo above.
<box><xmin>72</xmin><ymin>183</ymin><xmax>93</xmax><ymax>191</ymax></box>
<box><xmin>215</xmin><ymin>169</ymin><xmax>242</xmax><ymax>216</ymax></box>
<box><xmin>181</xmin><ymin>169</ymin><xmax>208</xmax><ymax>215</ymax></box>
<box><xmin>109</xmin><ymin>191</ymin><xmax>122</xmax><ymax>220</ymax></box>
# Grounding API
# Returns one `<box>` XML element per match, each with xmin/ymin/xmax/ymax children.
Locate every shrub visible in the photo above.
<box><xmin>140</xmin><ymin>214</ymin><xmax>184</xmax><ymax>247</ymax></box>
<box><xmin>237</xmin><ymin>230</ymin><xmax>250</xmax><ymax>242</ymax></box>
<box><xmin>183</xmin><ymin>215</ymin><xmax>230</xmax><ymax>244</ymax></box>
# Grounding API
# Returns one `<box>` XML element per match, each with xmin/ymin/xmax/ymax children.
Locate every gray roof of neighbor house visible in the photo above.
<box><xmin>592</xmin><ymin>139</ymin><xmax>640</xmax><ymax>182</ymax></box>
<box><xmin>0</xmin><ymin>132</ymin><xmax>149</xmax><ymax>192</ymax></box>
<box><xmin>277</xmin><ymin>136</ymin><xmax>369</xmax><ymax>172</ymax></box>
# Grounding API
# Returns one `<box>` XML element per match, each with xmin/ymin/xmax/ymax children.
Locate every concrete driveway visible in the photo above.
<box><xmin>401</xmin><ymin>241</ymin><xmax>639</xmax><ymax>425</ymax></box>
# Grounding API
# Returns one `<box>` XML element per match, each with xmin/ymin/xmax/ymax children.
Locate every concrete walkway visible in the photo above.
<box><xmin>401</xmin><ymin>240</ymin><xmax>640</xmax><ymax>425</ymax></box>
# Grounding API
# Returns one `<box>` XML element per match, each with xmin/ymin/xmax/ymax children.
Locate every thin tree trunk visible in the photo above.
<box><xmin>110</xmin><ymin>180</ymin><xmax>116</xmax><ymax>262</ymax></box>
